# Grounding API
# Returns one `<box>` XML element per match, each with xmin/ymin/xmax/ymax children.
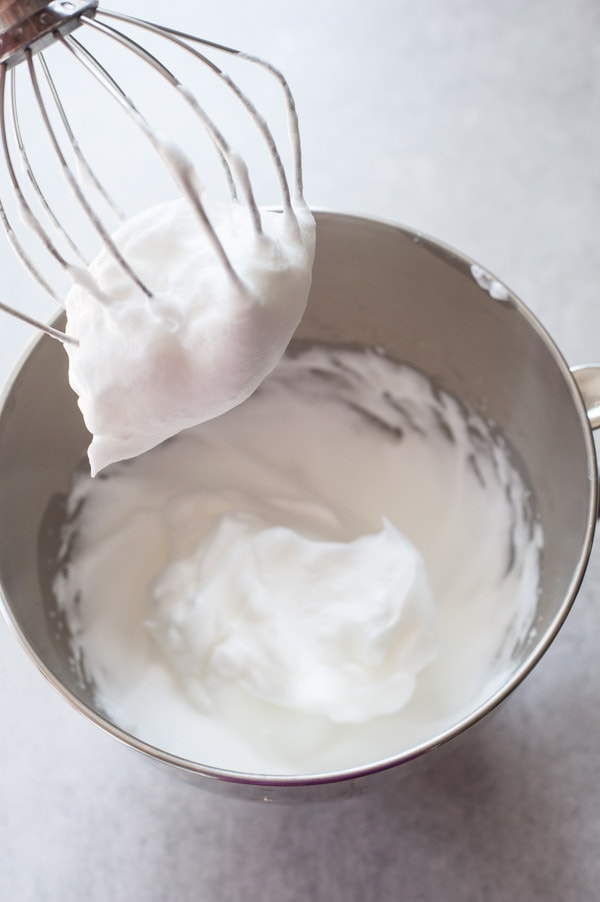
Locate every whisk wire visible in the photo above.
<box><xmin>38</xmin><ymin>52</ymin><xmax>126</xmax><ymax>222</ymax></box>
<box><xmin>62</xmin><ymin>31</ymin><xmax>249</xmax><ymax>295</ymax></box>
<box><xmin>82</xmin><ymin>14</ymin><xmax>263</xmax><ymax>236</ymax></box>
<box><xmin>27</xmin><ymin>48</ymin><xmax>154</xmax><ymax>301</ymax></box>
<box><xmin>10</xmin><ymin>64</ymin><xmax>86</xmax><ymax>263</ymax></box>
<box><xmin>2</xmin><ymin>59</ymin><xmax>71</xmax><ymax>271</ymax></box>
<box><xmin>108</xmin><ymin>12</ymin><xmax>306</xmax><ymax>200</ymax></box>
<box><xmin>99</xmin><ymin>11</ymin><xmax>296</xmax><ymax>216</ymax></box>
<box><xmin>0</xmin><ymin>295</ymin><xmax>76</xmax><ymax>342</ymax></box>
<box><xmin>0</xmin><ymin>63</ymin><xmax>63</xmax><ymax>304</ymax></box>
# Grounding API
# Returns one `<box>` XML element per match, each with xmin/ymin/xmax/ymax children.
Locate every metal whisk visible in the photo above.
<box><xmin>0</xmin><ymin>1</ymin><xmax>305</xmax><ymax>343</ymax></box>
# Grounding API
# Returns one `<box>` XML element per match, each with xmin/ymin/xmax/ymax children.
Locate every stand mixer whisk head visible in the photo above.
<box><xmin>0</xmin><ymin>1</ymin><xmax>306</xmax><ymax>343</ymax></box>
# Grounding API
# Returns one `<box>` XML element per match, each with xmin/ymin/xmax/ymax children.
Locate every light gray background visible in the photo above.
<box><xmin>2</xmin><ymin>1</ymin><xmax>600</xmax><ymax>899</ymax></box>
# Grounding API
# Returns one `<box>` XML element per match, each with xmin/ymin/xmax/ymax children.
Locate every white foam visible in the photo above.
<box><xmin>64</xmin><ymin>196</ymin><xmax>315</xmax><ymax>475</ymax></box>
<box><xmin>54</xmin><ymin>346</ymin><xmax>542</xmax><ymax>775</ymax></box>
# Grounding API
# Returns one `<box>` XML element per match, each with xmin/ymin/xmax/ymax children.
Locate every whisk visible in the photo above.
<box><xmin>0</xmin><ymin>1</ymin><xmax>305</xmax><ymax>344</ymax></box>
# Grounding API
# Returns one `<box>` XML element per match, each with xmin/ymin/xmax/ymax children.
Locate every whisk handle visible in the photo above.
<box><xmin>0</xmin><ymin>0</ymin><xmax>97</xmax><ymax>67</ymax></box>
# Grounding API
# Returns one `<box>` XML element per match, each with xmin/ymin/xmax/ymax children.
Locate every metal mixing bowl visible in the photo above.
<box><xmin>0</xmin><ymin>210</ymin><xmax>598</xmax><ymax>802</ymax></box>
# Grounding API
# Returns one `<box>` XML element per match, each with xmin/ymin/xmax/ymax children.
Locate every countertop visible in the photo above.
<box><xmin>2</xmin><ymin>1</ymin><xmax>600</xmax><ymax>899</ymax></box>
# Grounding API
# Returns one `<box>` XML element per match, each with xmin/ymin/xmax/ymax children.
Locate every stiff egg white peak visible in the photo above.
<box><xmin>64</xmin><ymin>196</ymin><xmax>315</xmax><ymax>475</ymax></box>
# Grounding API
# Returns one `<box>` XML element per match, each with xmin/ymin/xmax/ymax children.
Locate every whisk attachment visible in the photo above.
<box><xmin>0</xmin><ymin>0</ymin><xmax>98</xmax><ymax>68</ymax></box>
<box><xmin>0</xmin><ymin>3</ymin><xmax>308</xmax><ymax>344</ymax></box>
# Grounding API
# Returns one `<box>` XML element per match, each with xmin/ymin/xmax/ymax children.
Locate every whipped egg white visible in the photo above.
<box><xmin>64</xmin><ymin>196</ymin><xmax>315</xmax><ymax>475</ymax></box>
<box><xmin>53</xmin><ymin>346</ymin><xmax>542</xmax><ymax>775</ymax></box>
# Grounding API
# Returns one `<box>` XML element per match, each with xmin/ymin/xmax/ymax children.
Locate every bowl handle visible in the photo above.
<box><xmin>572</xmin><ymin>365</ymin><xmax>600</xmax><ymax>430</ymax></box>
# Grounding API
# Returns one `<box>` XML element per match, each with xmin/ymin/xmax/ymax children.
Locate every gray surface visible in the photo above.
<box><xmin>2</xmin><ymin>0</ymin><xmax>600</xmax><ymax>898</ymax></box>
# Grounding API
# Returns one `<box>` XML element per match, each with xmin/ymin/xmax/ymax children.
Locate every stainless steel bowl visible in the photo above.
<box><xmin>0</xmin><ymin>210</ymin><xmax>598</xmax><ymax>802</ymax></box>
